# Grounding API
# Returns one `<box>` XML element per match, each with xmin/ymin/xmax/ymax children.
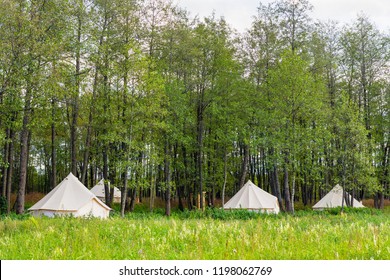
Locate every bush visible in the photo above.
<box><xmin>170</xmin><ymin>207</ymin><xmax>278</xmax><ymax>220</ymax></box>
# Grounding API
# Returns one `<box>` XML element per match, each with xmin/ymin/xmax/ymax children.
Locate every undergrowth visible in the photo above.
<box><xmin>1</xmin><ymin>207</ymin><xmax>389</xmax><ymax>260</ymax></box>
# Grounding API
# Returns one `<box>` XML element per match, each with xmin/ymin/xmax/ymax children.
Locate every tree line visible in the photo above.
<box><xmin>0</xmin><ymin>0</ymin><xmax>389</xmax><ymax>215</ymax></box>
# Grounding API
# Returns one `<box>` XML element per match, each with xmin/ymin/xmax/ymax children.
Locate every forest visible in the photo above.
<box><xmin>0</xmin><ymin>0</ymin><xmax>389</xmax><ymax>216</ymax></box>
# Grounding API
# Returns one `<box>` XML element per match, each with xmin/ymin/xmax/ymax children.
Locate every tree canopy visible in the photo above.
<box><xmin>0</xmin><ymin>0</ymin><xmax>389</xmax><ymax>215</ymax></box>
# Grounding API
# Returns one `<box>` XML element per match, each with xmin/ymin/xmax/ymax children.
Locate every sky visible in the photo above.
<box><xmin>177</xmin><ymin>0</ymin><xmax>390</xmax><ymax>33</ymax></box>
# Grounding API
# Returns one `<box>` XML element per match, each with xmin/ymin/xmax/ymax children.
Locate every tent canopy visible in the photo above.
<box><xmin>90</xmin><ymin>179</ymin><xmax>121</xmax><ymax>203</ymax></box>
<box><xmin>224</xmin><ymin>180</ymin><xmax>280</xmax><ymax>214</ymax></box>
<box><xmin>29</xmin><ymin>173</ymin><xmax>111</xmax><ymax>218</ymax></box>
<box><xmin>313</xmin><ymin>184</ymin><xmax>365</xmax><ymax>210</ymax></box>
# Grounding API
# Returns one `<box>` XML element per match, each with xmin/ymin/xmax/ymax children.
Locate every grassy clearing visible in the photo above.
<box><xmin>0</xmin><ymin>208</ymin><xmax>389</xmax><ymax>260</ymax></box>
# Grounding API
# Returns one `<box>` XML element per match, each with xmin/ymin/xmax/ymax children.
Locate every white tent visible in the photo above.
<box><xmin>313</xmin><ymin>184</ymin><xmax>365</xmax><ymax>210</ymax></box>
<box><xmin>90</xmin><ymin>179</ymin><xmax>121</xmax><ymax>203</ymax></box>
<box><xmin>224</xmin><ymin>180</ymin><xmax>280</xmax><ymax>214</ymax></box>
<box><xmin>29</xmin><ymin>173</ymin><xmax>111</xmax><ymax>219</ymax></box>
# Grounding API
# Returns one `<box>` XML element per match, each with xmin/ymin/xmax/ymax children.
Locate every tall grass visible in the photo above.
<box><xmin>0</xmin><ymin>209</ymin><xmax>389</xmax><ymax>260</ymax></box>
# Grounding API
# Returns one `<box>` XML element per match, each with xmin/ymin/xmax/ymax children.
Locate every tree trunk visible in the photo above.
<box><xmin>273</xmin><ymin>165</ymin><xmax>284</xmax><ymax>212</ymax></box>
<box><xmin>103</xmin><ymin>149</ymin><xmax>110</xmax><ymax>207</ymax></box>
<box><xmin>374</xmin><ymin>191</ymin><xmax>385</xmax><ymax>210</ymax></box>
<box><xmin>120</xmin><ymin>170</ymin><xmax>128</xmax><ymax>217</ymax></box>
<box><xmin>222</xmin><ymin>149</ymin><xmax>228</xmax><ymax>208</ymax></box>
<box><xmin>51</xmin><ymin>114</ymin><xmax>57</xmax><ymax>190</ymax></box>
<box><xmin>164</xmin><ymin>141</ymin><xmax>171</xmax><ymax>216</ymax></box>
<box><xmin>70</xmin><ymin>100</ymin><xmax>78</xmax><ymax>176</ymax></box>
<box><xmin>70</xmin><ymin>14</ymin><xmax>82</xmax><ymax>176</ymax></box>
<box><xmin>341</xmin><ymin>148</ymin><xmax>347</xmax><ymax>212</ymax></box>
<box><xmin>181</xmin><ymin>145</ymin><xmax>190</xmax><ymax>211</ymax></box>
<box><xmin>197</xmin><ymin>94</ymin><xmax>204</xmax><ymax>210</ymax></box>
<box><xmin>379</xmin><ymin>190</ymin><xmax>385</xmax><ymax>209</ymax></box>
<box><xmin>15</xmin><ymin>87</ymin><xmax>32</xmax><ymax>214</ymax></box>
<box><xmin>15</xmin><ymin>128</ymin><xmax>30</xmax><ymax>214</ymax></box>
<box><xmin>302</xmin><ymin>178</ymin><xmax>307</xmax><ymax>206</ymax></box>
<box><xmin>291</xmin><ymin>173</ymin><xmax>295</xmax><ymax>213</ymax></box>
<box><xmin>128</xmin><ymin>188</ymin><xmax>136</xmax><ymax>212</ymax></box>
<box><xmin>81</xmin><ymin>119</ymin><xmax>92</xmax><ymax>185</ymax></box>
<box><xmin>6</xmin><ymin>129</ymin><xmax>14</xmax><ymax>214</ymax></box>
<box><xmin>239</xmin><ymin>143</ymin><xmax>249</xmax><ymax>188</ymax></box>
<box><xmin>283</xmin><ymin>164</ymin><xmax>293</xmax><ymax>212</ymax></box>
<box><xmin>2</xmin><ymin>129</ymin><xmax>9</xmax><ymax>198</ymax></box>
<box><xmin>149</xmin><ymin>158</ymin><xmax>155</xmax><ymax>212</ymax></box>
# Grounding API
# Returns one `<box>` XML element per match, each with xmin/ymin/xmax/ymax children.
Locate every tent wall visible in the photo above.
<box><xmin>77</xmin><ymin>199</ymin><xmax>110</xmax><ymax>219</ymax></box>
<box><xmin>30</xmin><ymin>210</ymin><xmax>75</xmax><ymax>217</ymax></box>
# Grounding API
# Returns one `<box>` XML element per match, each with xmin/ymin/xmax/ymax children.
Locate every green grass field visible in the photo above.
<box><xmin>0</xmin><ymin>208</ymin><xmax>389</xmax><ymax>260</ymax></box>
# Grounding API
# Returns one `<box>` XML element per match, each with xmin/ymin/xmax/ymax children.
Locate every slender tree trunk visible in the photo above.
<box><xmin>129</xmin><ymin>188</ymin><xmax>136</xmax><ymax>212</ymax></box>
<box><xmin>239</xmin><ymin>143</ymin><xmax>249</xmax><ymax>188</ymax></box>
<box><xmin>120</xmin><ymin>62</ymin><xmax>129</xmax><ymax>215</ymax></box>
<box><xmin>15</xmin><ymin>123</ymin><xmax>30</xmax><ymax>214</ymax></box>
<box><xmin>174</xmin><ymin>144</ymin><xmax>184</xmax><ymax>211</ymax></box>
<box><xmin>256</xmin><ymin>150</ymin><xmax>262</xmax><ymax>188</ymax></box>
<box><xmin>181</xmin><ymin>145</ymin><xmax>190</xmax><ymax>210</ymax></box>
<box><xmin>2</xmin><ymin>129</ymin><xmax>9</xmax><ymax>198</ymax></box>
<box><xmin>222</xmin><ymin>148</ymin><xmax>228</xmax><ymax>208</ymax></box>
<box><xmin>302</xmin><ymin>177</ymin><xmax>307</xmax><ymax>206</ymax></box>
<box><xmin>379</xmin><ymin>189</ymin><xmax>385</xmax><ymax>209</ymax></box>
<box><xmin>164</xmin><ymin>141</ymin><xmax>171</xmax><ymax>216</ymax></box>
<box><xmin>149</xmin><ymin>166</ymin><xmax>155</xmax><ymax>212</ymax></box>
<box><xmin>120</xmin><ymin>170</ymin><xmax>128</xmax><ymax>217</ymax></box>
<box><xmin>81</xmin><ymin>63</ymin><xmax>100</xmax><ymax>185</ymax></box>
<box><xmin>51</xmin><ymin>105</ymin><xmax>56</xmax><ymax>190</ymax></box>
<box><xmin>81</xmin><ymin>118</ymin><xmax>92</xmax><ymax>185</ymax></box>
<box><xmin>197</xmin><ymin>94</ymin><xmax>204</xmax><ymax>210</ymax></box>
<box><xmin>70</xmin><ymin>101</ymin><xmax>78</xmax><ymax>176</ymax></box>
<box><xmin>70</xmin><ymin>14</ymin><xmax>82</xmax><ymax>176</ymax></box>
<box><xmin>283</xmin><ymin>163</ymin><xmax>292</xmax><ymax>212</ymax></box>
<box><xmin>108</xmin><ymin>146</ymin><xmax>116</xmax><ymax>205</ymax></box>
<box><xmin>273</xmin><ymin>165</ymin><xmax>284</xmax><ymax>212</ymax></box>
<box><xmin>177</xmin><ymin>185</ymin><xmax>184</xmax><ymax>211</ymax></box>
<box><xmin>6</xmin><ymin>129</ymin><xmax>14</xmax><ymax>214</ymax></box>
<box><xmin>103</xmin><ymin>149</ymin><xmax>110</xmax><ymax>207</ymax></box>
<box><xmin>15</xmin><ymin>86</ymin><xmax>32</xmax><ymax>214</ymax></box>
<box><xmin>291</xmin><ymin>173</ymin><xmax>295</xmax><ymax>213</ymax></box>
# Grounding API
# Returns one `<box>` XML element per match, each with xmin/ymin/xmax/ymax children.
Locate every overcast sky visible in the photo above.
<box><xmin>177</xmin><ymin>0</ymin><xmax>390</xmax><ymax>33</ymax></box>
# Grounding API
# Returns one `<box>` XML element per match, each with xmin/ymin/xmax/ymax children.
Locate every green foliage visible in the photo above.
<box><xmin>172</xmin><ymin>208</ymin><xmax>269</xmax><ymax>220</ymax></box>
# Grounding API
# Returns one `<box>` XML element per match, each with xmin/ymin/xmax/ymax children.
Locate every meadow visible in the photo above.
<box><xmin>1</xmin><ymin>207</ymin><xmax>389</xmax><ymax>260</ymax></box>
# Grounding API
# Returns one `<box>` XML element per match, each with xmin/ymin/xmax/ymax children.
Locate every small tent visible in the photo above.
<box><xmin>90</xmin><ymin>179</ymin><xmax>121</xmax><ymax>203</ymax></box>
<box><xmin>224</xmin><ymin>180</ymin><xmax>280</xmax><ymax>214</ymax></box>
<box><xmin>312</xmin><ymin>184</ymin><xmax>365</xmax><ymax>210</ymax></box>
<box><xmin>29</xmin><ymin>173</ymin><xmax>111</xmax><ymax>218</ymax></box>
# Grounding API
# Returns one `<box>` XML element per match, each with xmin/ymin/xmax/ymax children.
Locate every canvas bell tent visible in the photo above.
<box><xmin>224</xmin><ymin>180</ymin><xmax>280</xmax><ymax>214</ymax></box>
<box><xmin>90</xmin><ymin>179</ymin><xmax>121</xmax><ymax>203</ymax></box>
<box><xmin>29</xmin><ymin>173</ymin><xmax>111</xmax><ymax>218</ymax></box>
<box><xmin>312</xmin><ymin>184</ymin><xmax>365</xmax><ymax>210</ymax></box>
